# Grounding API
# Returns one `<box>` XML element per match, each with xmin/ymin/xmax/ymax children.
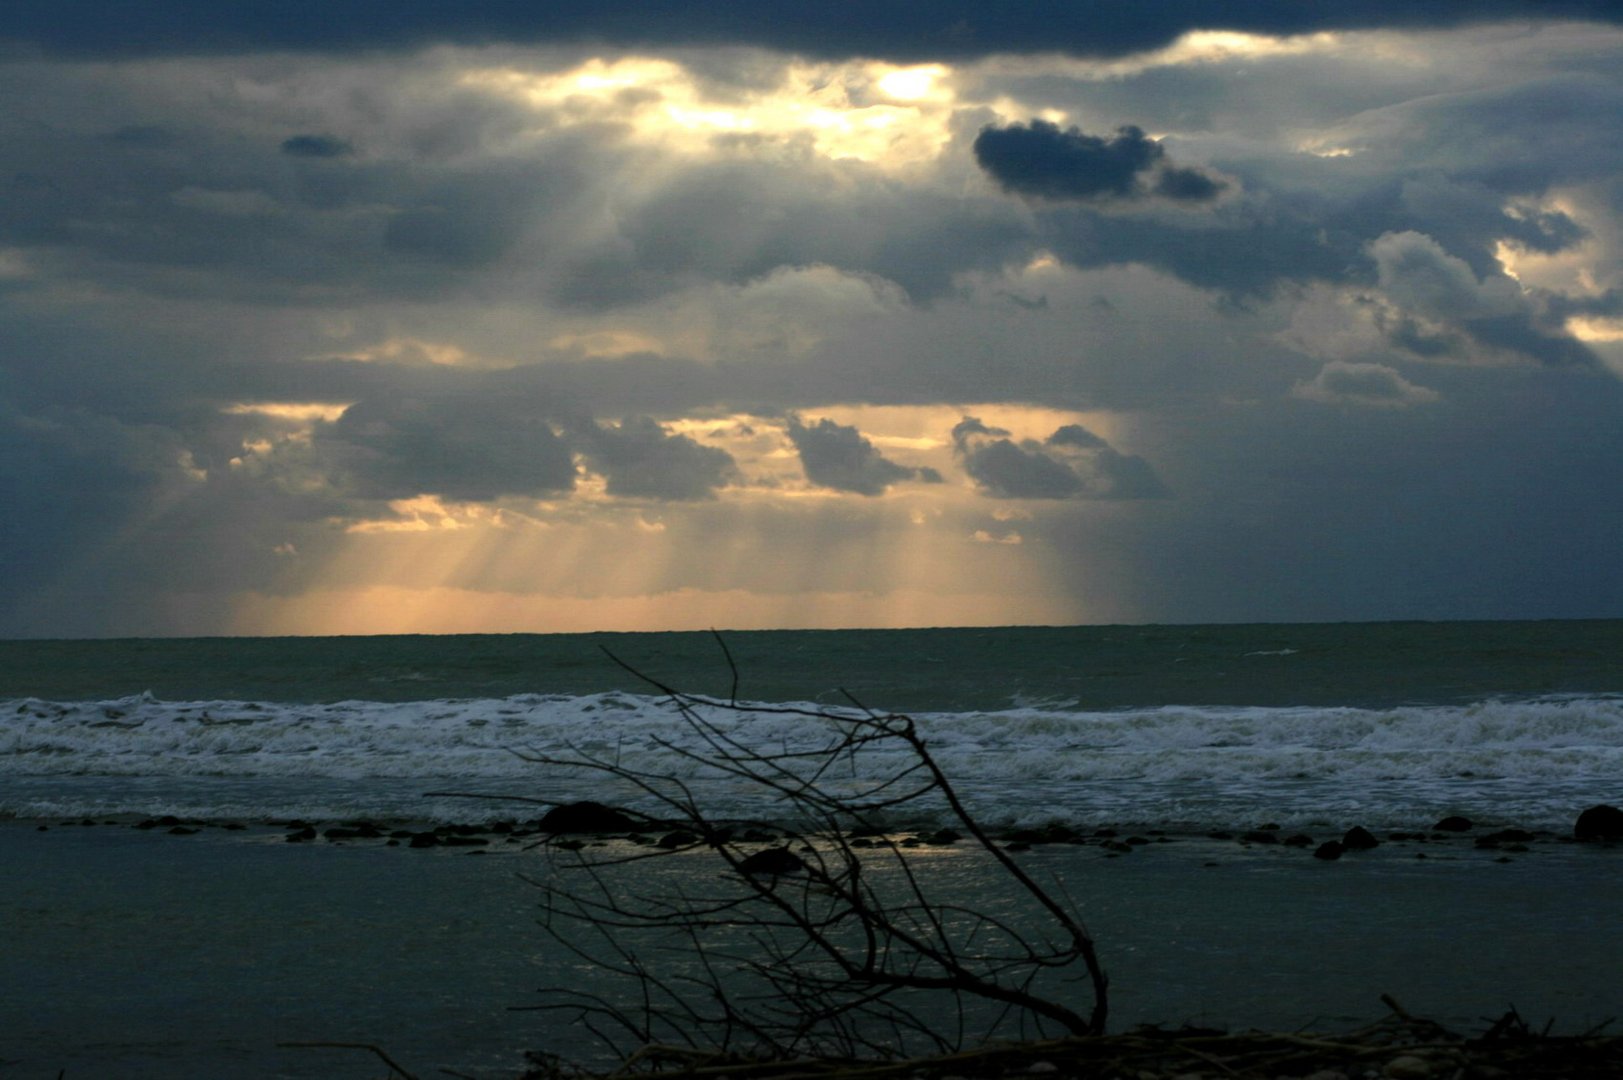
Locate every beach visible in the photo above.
<box><xmin>5</xmin><ymin>812</ymin><xmax>1622</xmax><ymax>1078</ymax></box>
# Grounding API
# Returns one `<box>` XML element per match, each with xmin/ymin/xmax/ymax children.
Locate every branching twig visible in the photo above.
<box><xmin>521</xmin><ymin>641</ymin><xmax>1109</xmax><ymax>1069</ymax></box>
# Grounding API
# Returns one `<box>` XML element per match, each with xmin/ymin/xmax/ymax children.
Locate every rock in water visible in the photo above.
<box><xmin>1433</xmin><ymin>815</ymin><xmax>1473</xmax><ymax>832</ymax></box>
<box><xmin>1342</xmin><ymin>826</ymin><xmax>1380</xmax><ymax>850</ymax></box>
<box><xmin>1313</xmin><ymin>841</ymin><xmax>1345</xmax><ymax>861</ymax></box>
<box><xmin>737</xmin><ymin>847</ymin><xmax>805</xmax><ymax>876</ymax></box>
<box><xmin>1574</xmin><ymin>804</ymin><xmax>1623</xmax><ymax>841</ymax></box>
<box><xmin>538</xmin><ymin>801</ymin><xmax>640</xmax><ymax>833</ymax></box>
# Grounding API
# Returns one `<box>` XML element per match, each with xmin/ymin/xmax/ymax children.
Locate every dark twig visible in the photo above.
<box><xmin>521</xmin><ymin>641</ymin><xmax>1109</xmax><ymax>1070</ymax></box>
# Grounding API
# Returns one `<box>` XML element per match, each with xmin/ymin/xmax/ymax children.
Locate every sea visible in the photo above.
<box><xmin>5</xmin><ymin>620</ymin><xmax>1623</xmax><ymax>831</ymax></box>
<box><xmin>5</xmin><ymin>621</ymin><xmax>1623</xmax><ymax>1079</ymax></box>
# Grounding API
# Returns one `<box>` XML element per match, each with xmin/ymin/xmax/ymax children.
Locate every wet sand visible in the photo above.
<box><xmin>4</xmin><ymin>819</ymin><xmax>1621</xmax><ymax>1079</ymax></box>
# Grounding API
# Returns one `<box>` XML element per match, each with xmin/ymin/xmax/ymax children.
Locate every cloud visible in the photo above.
<box><xmin>577</xmin><ymin>416</ymin><xmax>739</xmax><ymax>500</ymax></box>
<box><xmin>280</xmin><ymin>133</ymin><xmax>353</xmax><ymax>158</ymax></box>
<box><xmin>1291</xmin><ymin>361</ymin><xmax>1441</xmax><ymax>407</ymax></box>
<box><xmin>784</xmin><ymin>414</ymin><xmax>921</xmax><ymax>495</ymax></box>
<box><xmin>1369</xmin><ymin>230</ymin><xmax>1597</xmax><ymax>366</ymax></box>
<box><xmin>951</xmin><ymin>416</ymin><xmax>1167</xmax><ymax>500</ymax></box>
<box><xmin>9</xmin><ymin>3</ymin><xmax>1621</xmax><ymax>61</ymax></box>
<box><xmin>974</xmin><ymin>121</ymin><xmax>1224</xmax><ymax>203</ymax></box>
<box><xmin>316</xmin><ymin>397</ymin><xmax>577</xmax><ymax>501</ymax></box>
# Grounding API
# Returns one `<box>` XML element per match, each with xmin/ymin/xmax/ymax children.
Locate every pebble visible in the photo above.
<box><xmin>1381</xmin><ymin>1054</ymin><xmax>1434</xmax><ymax>1079</ymax></box>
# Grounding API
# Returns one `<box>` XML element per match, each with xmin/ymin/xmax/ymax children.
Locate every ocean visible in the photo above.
<box><xmin>5</xmin><ymin>620</ymin><xmax>1623</xmax><ymax>831</ymax></box>
<box><xmin>5</xmin><ymin>621</ymin><xmax>1623</xmax><ymax>1078</ymax></box>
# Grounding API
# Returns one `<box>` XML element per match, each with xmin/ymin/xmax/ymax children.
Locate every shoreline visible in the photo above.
<box><xmin>9</xmin><ymin>806</ymin><xmax>1617</xmax><ymax>864</ymax></box>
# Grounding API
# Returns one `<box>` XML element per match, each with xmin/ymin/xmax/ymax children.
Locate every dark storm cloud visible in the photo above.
<box><xmin>316</xmin><ymin>397</ymin><xmax>577</xmax><ymax>501</ymax></box>
<box><xmin>974</xmin><ymin>122</ymin><xmax>1224</xmax><ymax>203</ymax></box>
<box><xmin>10</xmin><ymin>2</ymin><xmax>1621</xmax><ymax>60</ymax></box>
<box><xmin>784</xmin><ymin>415</ymin><xmax>921</xmax><ymax>496</ymax></box>
<box><xmin>576</xmin><ymin>416</ymin><xmax>739</xmax><ymax>500</ymax></box>
<box><xmin>280</xmin><ymin>134</ymin><xmax>353</xmax><ymax>158</ymax></box>
<box><xmin>1367</xmin><ymin>229</ymin><xmax>1596</xmax><ymax>366</ymax></box>
<box><xmin>951</xmin><ymin>417</ymin><xmax>1167</xmax><ymax>500</ymax></box>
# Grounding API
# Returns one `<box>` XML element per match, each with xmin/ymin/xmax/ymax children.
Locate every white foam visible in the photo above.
<box><xmin>5</xmin><ymin>692</ymin><xmax>1622</xmax><ymax>827</ymax></box>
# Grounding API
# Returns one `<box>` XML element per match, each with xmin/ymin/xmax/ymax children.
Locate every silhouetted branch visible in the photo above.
<box><xmin>520</xmin><ymin>643</ymin><xmax>1109</xmax><ymax>1069</ymax></box>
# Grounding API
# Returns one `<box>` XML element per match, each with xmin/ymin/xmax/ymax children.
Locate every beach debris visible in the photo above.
<box><xmin>518</xmin><ymin>634</ymin><xmax>1110</xmax><ymax>1066</ymax></box>
<box><xmin>515</xmin><ymin>1004</ymin><xmax>1623</xmax><ymax>1080</ymax></box>
<box><xmin>1574</xmin><ymin>803</ymin><xmax>1623</xmax><ymax>841</ymax></box>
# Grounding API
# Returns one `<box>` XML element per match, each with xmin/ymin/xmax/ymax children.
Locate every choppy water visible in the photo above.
<box><xmin>4</xmin><ymin>621</ymin><xmax>1622</xmax><ymax>829</ymax></box>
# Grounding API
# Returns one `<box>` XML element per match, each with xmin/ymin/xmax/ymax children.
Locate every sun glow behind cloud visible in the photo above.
<box><xmin>458</xmin><ymin>56</ymin><xmax>959</xmax><ymax>168</ymax></box>
<box><xmin>226</xmin><ymin>403</ymin><xmax>1123</xmax><ymax>634</ymax></box>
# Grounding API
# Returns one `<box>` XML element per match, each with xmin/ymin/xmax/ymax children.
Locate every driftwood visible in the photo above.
<box><xmin>515</xmin><ymin>636</ymin><xmax>1108</xmax><ymax>1068</ymax></box>
<box><xmin>518</xmin><ymin>999</ymin><xmax>1621</xmax><ymax>1080</ymax></box>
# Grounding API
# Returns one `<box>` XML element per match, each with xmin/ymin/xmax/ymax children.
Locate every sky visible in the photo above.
<box><xmin>3</xmin><ymin>3</ymin><xmax>1623</xmax><ymax>637</ymax></box>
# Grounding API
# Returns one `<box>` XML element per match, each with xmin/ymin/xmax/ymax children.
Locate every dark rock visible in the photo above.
<box><xmin>1281</xmin><ymin>834</ymin><xmax>1314</xmax><ymax>848</ymax></box>
<box><xmin>1342</xmin><ymin>826</ymin><xmax>1380</xmax><ymax>850</ymax></box>
<box><xmin>736</xmin><ymin>847</ymin><xmax>805</xmax><ymax>876</ymax></box>
<box><xmin>849</xmin><ymin>837</ymin><xmax>876</xmax><ymax>848</ymax></box>
<box><xmin>928</xmin><ymin>828</ymin><xmax>963</xmax><ymax>845</ymax></box>
<box><xmin>1575</xmin><ymin>804</ymin><xmax>1623</xmax><ymax>841</ymax></box>
<box><xmin>287</xmin><ymin>825</ymin><xmax>317</xmax><ymax>842</ymax></box>
<box><xmin>1433</xmin><ymin>815</ymin><xmax>1473</xmax><ymax>832</ymax></box>
<box><xmin>1314</xmin><ymin>841</ymin><xmax>1344</xmax><ymax>860</ymax></box>
<box><xmin>1125</xmin><ymin>836</ymin><xmax>1151</xmax><ymax>846</ymax></box>
<box><xmin>538</xmin><ymin>801</ymin><xmax>641</xmax><ymax>834</ymax></box>
<box><xmin>324</xmin><ymin>827</ymin><xmax>363</xmax><ymax>840</ymax></box>
<box><xmin>1240</xmin><ymin>830</ymin><xmax>1280</xmax><ymax>845</ymax></box>
<box><xmin>658</xmin><ymin>830</ymin><xmax>700</xmax><ymax>849</ymax></box>
<box><xmin>439</xmin><ymin>835</ymin><xmax>488</xmax><ymax>847</ymax></box>
<box><xmin>408</xmin><ymin>832</ymin><xmax>441</xmax><ymax>848</ymax></box>
<box><xmin>390</xmin><ymin>830</ymin><xmax>416</xmax><ymax>839</ymax></box>
<box><xmin>1005</xmin><ymin>841</ymin><xmax>1032</xmax><ymax>852</ymax></box>
<box><xmin>1101</xmin><ymin>840</ymin><xmax>1133</xmax><ymax>854</ymax></box>
<box><xmin>1256</xmin><ymin>823</ymin><xmax>1281</xmax><ymax>831</ymax></box>
<box><xmin>222</xmin><ymin>822</ymin><xmax>246</xmax><ymax>831</ymax></box>
<box><xmin>1092</xmin><ymin>828</ymin><xmax>1119</xmax><ymax>838</ymax></box>
<box><xmin>167</xmin><ymin>826</ymin><xmax>198</xmax><ymax>836</ymax></box>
